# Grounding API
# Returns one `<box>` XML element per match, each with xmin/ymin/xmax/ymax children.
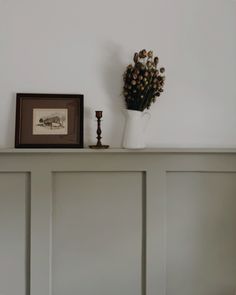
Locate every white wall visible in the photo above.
<box><xmin>0</xmin><ymin>0</ymin><xmax>235</xmax><ymax>148</ymax></box>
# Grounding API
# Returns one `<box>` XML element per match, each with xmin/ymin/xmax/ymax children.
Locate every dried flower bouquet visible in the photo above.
<box><xmin>123</xmin><ymin>49</ymin><xmax>165</xmax><ymax>111</ymax></box>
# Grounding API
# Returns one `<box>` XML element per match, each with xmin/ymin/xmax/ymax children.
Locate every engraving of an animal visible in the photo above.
<box><xmin>39</xmin><ymin>116</ymin><xmax>64</xmax><ymax>128</ymax></box>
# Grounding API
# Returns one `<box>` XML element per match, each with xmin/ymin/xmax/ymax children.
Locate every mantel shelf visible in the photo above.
<box><xmin>0</xmin><ymin>148</ymin><xmax>236</xmax><ymax>154</ymax></box>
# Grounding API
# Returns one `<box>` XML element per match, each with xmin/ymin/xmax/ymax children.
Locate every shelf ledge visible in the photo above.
<box><xmin>0</xmin><ymin>148</ymin><xmax>236</xmax><ymax>154</ymax></box>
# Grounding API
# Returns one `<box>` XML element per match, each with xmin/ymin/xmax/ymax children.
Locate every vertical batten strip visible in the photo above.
<box><xmin>146</xmin><ymin>168</ymin><xmax>167</xmax><ymax>295</ymax></box>
<box><xmin>25</xmin><ymin>173</ymin><xmax>31</xmax><ymax>295</ymax></box>
<box><xmin>30</xmin><ymin>169</ymin><xmax>52</xmax><ymax>295</ymax></box>
<box><xmin>142</xmin><ymin>172</ymin><xmax>147</xmax><ymax>295</ymax></box>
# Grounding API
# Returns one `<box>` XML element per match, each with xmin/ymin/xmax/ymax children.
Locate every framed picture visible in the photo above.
<box><xmin>15</xmin><ymin>93</ymin><xmax>84</xmax><ymax>148</ymax></box>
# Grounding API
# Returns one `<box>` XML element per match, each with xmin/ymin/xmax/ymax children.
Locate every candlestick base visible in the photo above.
<box><xmin>89</xmin><ymin>144</ymin><xmax>109</xmax><ymax>149</ymax></box>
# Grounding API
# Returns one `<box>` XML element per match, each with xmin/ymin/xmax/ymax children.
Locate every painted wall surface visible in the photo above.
<box><xmin>0</xmin><ymin>0</ymin><xmax>236</xmax><ymax>148</ymax></box>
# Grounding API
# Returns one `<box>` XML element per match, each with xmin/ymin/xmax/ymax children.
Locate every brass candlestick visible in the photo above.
<box><xmin>89</xmin><ymin>111</ymin><xmax>109</xmax><ymax>149</ymax></box>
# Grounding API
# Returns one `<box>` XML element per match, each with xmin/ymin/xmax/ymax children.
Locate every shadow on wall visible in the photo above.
<box><xmin>7</xmin><ymin>93</ymin><xmax>16</xmax><ymax>148</ymax></box>
<box><xmin>84</xmin><ymin>106</ymin><xmax>94</xmax><ymax>147</ymax></box>
<box><xmin>100</xmin><ymin>42</ymin><xmax>126</xmax><ymax>147</ymax></box>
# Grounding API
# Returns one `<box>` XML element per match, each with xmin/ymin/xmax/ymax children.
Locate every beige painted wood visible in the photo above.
<box><xmin>166</xmin><ymin>172</ymin><xmax>236</xmax><ymax>295</ymax></box>
<box><xmin>0</xmin><ymin>172</ymin><xmax>30</xmax><ymax>295</ymax></box>
<box><xmin>30</xmin><ymin>170</ymin><xmax>52</xmax><ymax>295</ymax></box>
<box><xmin>0</xmin><ymin>149</ymin><xmax>235</xmax><ymax>295</ymax></box>
<box><xmin>0</xmin><ymin>148</ymin><xmax>236</xmax><ymax>154</ymax></box>
<box><xmin>146</xmin><ymin>169</ymin><xmax>167</xmax><ymax>295</ymax></box>
<box><xmin>52</xmin><ymin>172</ymin><xmax>143</xmax><ymax>295</ymax></box>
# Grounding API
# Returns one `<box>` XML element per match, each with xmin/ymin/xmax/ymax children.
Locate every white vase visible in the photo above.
<box><xmin>122</xmin><ymin>109</ymin><xmax>151</xmax><ymax>149</ymax></box>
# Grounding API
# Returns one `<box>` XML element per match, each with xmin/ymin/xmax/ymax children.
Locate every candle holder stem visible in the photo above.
<box><xmin>89</xmin><ymin>111</ymin><xmax>109</xmax><ymax>149</ymax></box>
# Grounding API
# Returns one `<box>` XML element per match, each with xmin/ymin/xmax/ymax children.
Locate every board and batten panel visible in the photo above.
<box><xmin>0</xmin><ymin>173</ymin><xmax>29</xmax><ymax>295</ymax></box>
<box><xmin>52</xmin><ymin>172</ymin><xmax>144</xmax><ymax>295</ymax></box>
<box><xmin>166</xmin><ymin>172</ymin><xmax>236</xmax><ymax>295</ymax></box>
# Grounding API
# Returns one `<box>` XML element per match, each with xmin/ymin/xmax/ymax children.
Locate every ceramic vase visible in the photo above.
<box><xmin>123</xmin><ymin>109</ymin><xmax>151</xmax><ymax>149</ymax></box>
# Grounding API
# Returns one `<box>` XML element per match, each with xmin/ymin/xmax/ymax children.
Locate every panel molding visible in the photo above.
<box><xmin>0</xmin><ymin>150</ymin><xmax>236</xmax><ymax>295</ymax></box>
<box><xmin>52</xmin><ymin>171</ymin><xmax>144</xmax><ymax>295</ymax></box>
<box><xmin>0</xmin><ymin>172</ymin><xmax>30</xmax><ymax>295</ymax></box>
<box><xmin>165</xmin><ymin>171</ymin><xmax>236</xmax><ymax>295</ymax></box>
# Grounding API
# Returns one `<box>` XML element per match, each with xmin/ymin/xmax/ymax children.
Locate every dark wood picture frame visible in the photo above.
<box><xmin>15</xmin><ymin>93</ymin><xmax>84</xmax><ymax>148</ymax></box>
